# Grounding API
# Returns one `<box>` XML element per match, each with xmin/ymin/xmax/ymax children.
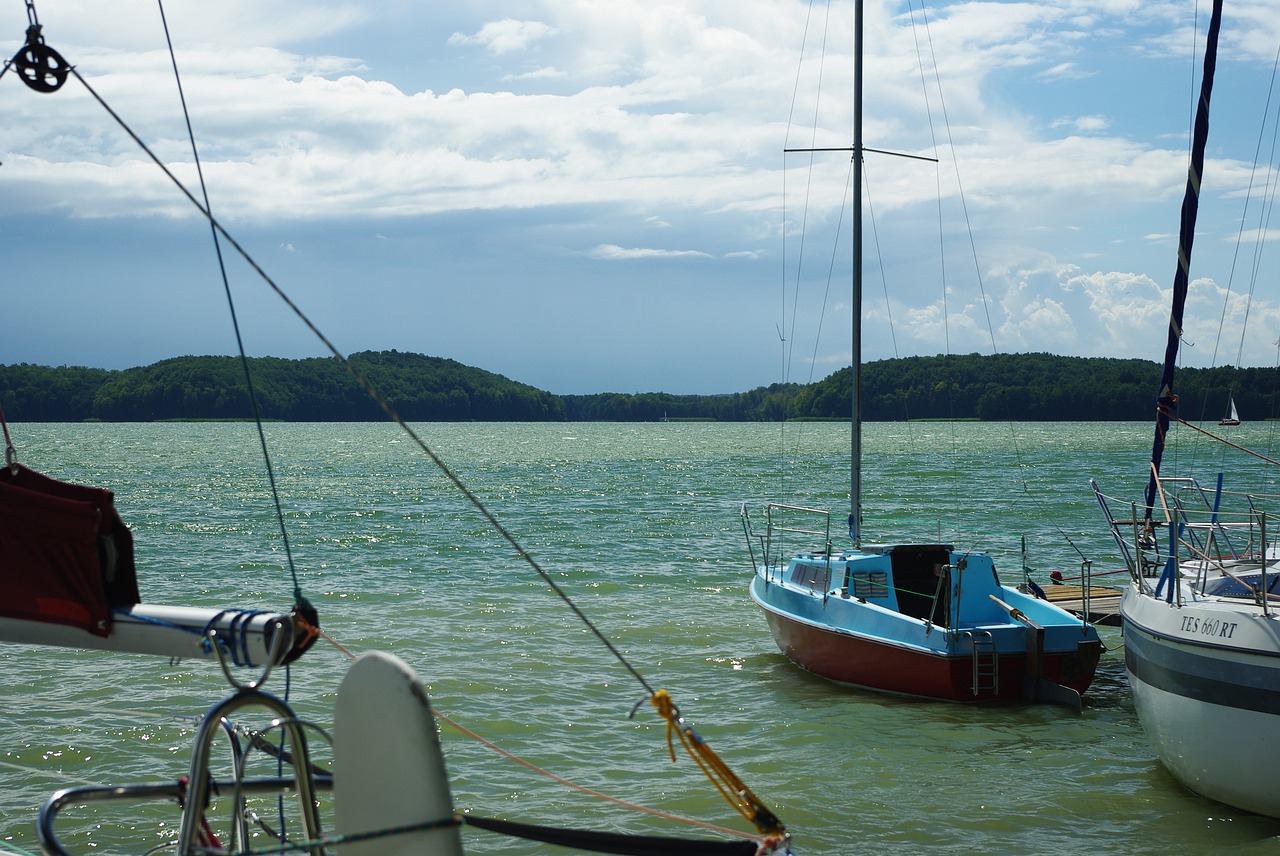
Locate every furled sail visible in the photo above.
<box><xmin>1144</xmin><ymin>0</ymin><xmax>1224</xmax><ymax>519</ymax></box>
<box><xmin>0</xmin><ymin>463</ymin><xmax>139</xmax><ymax>637</ymax></box>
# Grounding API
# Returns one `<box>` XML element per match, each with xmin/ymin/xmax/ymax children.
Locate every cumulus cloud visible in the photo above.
<box><xmin>1070</xmin><ymin>269</ymin><xmax>1168</xmax><ymax>352</ymax></box>
<box><xmin>448</xmin><ymin>19</ymin><xmax>558</xmax><ymax>55</ymax></box>
<box><xmin>7</xmin><ymin>0</ymin><xmax>1280</xmax><ymax>391</ymax></box>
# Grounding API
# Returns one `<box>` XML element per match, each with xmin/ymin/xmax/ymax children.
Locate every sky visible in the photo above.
<box><xmin>2</xmin><ymin>1</ymin><xmax>1280</xmax><ymax>395</ymax></box>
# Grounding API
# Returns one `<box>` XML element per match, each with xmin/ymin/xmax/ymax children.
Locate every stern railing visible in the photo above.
<box><xmin>742</xmin><ymin>503</ymin><xmax>833</xmax><ymax>586</ymax></box>
<box><xmin>1093</xmin><ymin>474</ymin><xmax>1279</xmax><ymax>610</ymax></box>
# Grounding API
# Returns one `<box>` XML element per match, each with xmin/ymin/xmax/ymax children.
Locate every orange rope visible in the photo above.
<box><xmin>649</xmin><ymin>690</ymin><xmax>786</xmax><ymax>840</ymax></box>
<box><xmin>314</xmin><ymin>626</ymin><xmax>353</xmax><ymax>659</ymax></box>
<box><xmin>434</xmin><ymin>708</ymin><xmax>768</xmax><ymax>845</ymax></box>
<box><xmin>312</xmin><ymin>636</ymin><xmax>779</xmax><ymax>848</ymax></box>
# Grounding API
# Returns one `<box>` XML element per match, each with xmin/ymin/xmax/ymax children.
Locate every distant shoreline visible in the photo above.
<box><xmin>3</xmin><ymin>350</ymin><xmax>1275</xmax><ymax>423</ymax></box>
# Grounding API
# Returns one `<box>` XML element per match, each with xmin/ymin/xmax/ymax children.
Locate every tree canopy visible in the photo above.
<box><xmin>2</xmin><ymin>351</ymin><xmax>1276</xmax><ymax>422</ymax></box>
<box><xmin>1</xmin><ymin>351</ymin><xmax>562</xmax><ymax>422</ymax></box>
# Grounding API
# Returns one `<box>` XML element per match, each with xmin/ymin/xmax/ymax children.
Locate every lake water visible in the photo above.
<box><xmin>3</xmin><ymin>420</ymin><xmax>1280</xmax><ymax>854</ymax></box>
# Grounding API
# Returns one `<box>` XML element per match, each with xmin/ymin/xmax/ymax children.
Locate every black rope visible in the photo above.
<box><xmin>462</xmin><ymin>814</ymin><xmax>761</xmax><ymax>856</ymax></box>
<box><xmin>234</xmin><ymin>813</ymin><xmax>767</xmax><ymax>856</ymax></box>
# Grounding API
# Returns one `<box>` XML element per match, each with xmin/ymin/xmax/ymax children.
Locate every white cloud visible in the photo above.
<box><xmin>1038</xmin><ymin>62</ymin><xmax>1091</xmax><ymax>81</ymax></box>
<box><xmin>587</xmin><ymin>244</ymin><xmax>712</xmax><ymax>260</ymax></box>
<box><xmin>505</xmin><ymin>66</ymin><xmax>568</xmax><ymax>82</ymax></box>
<box><xmin>1072</xmin><ymin>269</ymin><xmax>1167</xmax><ymax>350</ymax></box>
<box><xmin>18</xmin><ymin>0</ymin><xmax>369</xmax><ymax>50</ymax></box>
<box><xmin>6</xmin><ymin>0</ymin><xmax>1280</xmax><ymax>391</ymax></box>
<box><xmin>1052</xmin><ymin>115</ymin><xmax>1110</xmax><ymax>133</ymax></box>
<box><xmin>448</xmin><ymin>19</ymin><xmax>558</xmax><ymax>55</ymax></box>
<box><xmin>1</xmin><ymin>1</ymin><xmax>1212</xmax><ymax>231</ymax></box>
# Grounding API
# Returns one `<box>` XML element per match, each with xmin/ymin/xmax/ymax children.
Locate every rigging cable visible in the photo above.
<box><xmin>57</xmin><ymin>34</ymin><xmax>658</xmax><ymax>713</ymax></box>
<box><xmin>918</xmin><ymin>3</ymin><xmax>1098</xmax><ymax>567</ymax></box>
<box><xmin>909</xmin><ymin>1</ymin><xmax>963</xmax><ymax>502</ymax></box>
<box><xmin>784</xmin><ymin>0</ymin><xmax>834</xmax><ymax>392</ymax></box>
<box><xmin>10</xmin><ymin>16</ymin><xmax>785</xmax><ymax>842</ymax></box>
<box><xmin>805</xmin><ymin>163</ymin><xmax>853</xmax><ymax>389</ymax></box>
<box><xmin>153</xmin><ymin>0</ymin><xmax>318</xmax><ymax>651</ymax></box>
<box><xmin>773</xmin><ymin>0</ymin><xmax>835</xmax><ymax>504</ymax></box>
<box><xmin>1191</xmin><ymin>27</ymin><xmax>1280</xmax><ymax>458</ymax></box>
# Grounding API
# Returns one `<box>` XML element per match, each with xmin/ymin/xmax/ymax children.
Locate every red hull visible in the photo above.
<box><xmin>762</xmin><ymin>609</ymin><xmax>1098</xmax><ymax>703</ymax></box>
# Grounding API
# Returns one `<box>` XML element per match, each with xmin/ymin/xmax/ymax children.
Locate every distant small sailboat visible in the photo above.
<box><xmin>1219</xmin><ymin>393</ymin><xmax>1241</xmax><ymax>426</ymax></box>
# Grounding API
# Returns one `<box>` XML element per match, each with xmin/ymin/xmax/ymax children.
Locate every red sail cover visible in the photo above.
<box><xmin>0</xmin><ymin>463</ymin><xmax>139</xmax><ymax>637</ymax></box>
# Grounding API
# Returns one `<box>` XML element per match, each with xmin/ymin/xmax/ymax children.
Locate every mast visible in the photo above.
<box><xmin>849</xmin><ymin>0</ymin><xmax>864</xmax><ymax>546</ymax></box>
<box><xmin>1144</xmin><ymin>0</ymin><xmax>1224</xmax><ymax>519</ymax></box>
<box><xmin>786</xmin><ymin>1</ymin><xmax>930</xmax><ymax>545</ymax></box>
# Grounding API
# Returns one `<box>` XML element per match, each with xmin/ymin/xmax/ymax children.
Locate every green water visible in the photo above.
<box><xmin>2</xmin><ymin>421</ymin><xmax>1279</xmax><ymax>854</ymax></box>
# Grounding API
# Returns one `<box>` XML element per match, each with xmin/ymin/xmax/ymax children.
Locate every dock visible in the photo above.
<box><xmin>1040</xmin><ymin>584</ymin><xmax>1124</xmax><ymax>627</ymax></box>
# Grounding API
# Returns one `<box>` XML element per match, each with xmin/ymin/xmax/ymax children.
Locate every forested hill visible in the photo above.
<box><xmin>837</xmin><ymin>353</ymin><xmax>1277</xmax><ymax>422</ymax></box>
<box><xmin>0</xmin><ymin>351</ymin><xmax>563</xmax><ymax>422</ymax></box>
<box><xmin>1</xmin><ymin>350</ymin><xmax>1276</xmax><ymax>422</ymax></box>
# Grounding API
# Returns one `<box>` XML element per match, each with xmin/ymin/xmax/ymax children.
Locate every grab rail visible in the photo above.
<box><xmin>38</xmin><ymin>776</ymin><xmax>335</xmax><ymax>856</ymax></box>
<box><xmin>37</xmin><ymin>685</ymin><xmax>328</xmax><ymax>856</ymax></box>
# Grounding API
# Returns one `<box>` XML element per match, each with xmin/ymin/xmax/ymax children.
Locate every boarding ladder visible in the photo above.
<box><xmin>966</xmin><ymin>631</ymin><xmax>998</xmax><ymax>696</ymax></box>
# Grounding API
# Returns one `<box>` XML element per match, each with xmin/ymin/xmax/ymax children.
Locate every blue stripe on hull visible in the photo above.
<box><xmin>1124</xmin><ymin>619</ymin><xmax>1280</xmax><ymax>715</ymax></box>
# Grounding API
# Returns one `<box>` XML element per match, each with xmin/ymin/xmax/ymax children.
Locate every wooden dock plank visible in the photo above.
<box><xmin>1040</xmin><ymin>584</ymin><xmax>1123</xmax><ymax>626</ymax></box>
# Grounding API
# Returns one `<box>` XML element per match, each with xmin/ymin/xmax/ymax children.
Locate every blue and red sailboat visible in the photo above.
<box><xmin>742</xmin><ymin>0</ymin><xmax>1101</xmax><ymax>707</ymax></box>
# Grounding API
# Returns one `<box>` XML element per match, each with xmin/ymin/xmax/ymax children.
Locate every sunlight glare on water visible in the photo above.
<box><xmin>2</xmin><ymin>421</ymin><xmax>1279</xmax><ymax>854</ymax></box>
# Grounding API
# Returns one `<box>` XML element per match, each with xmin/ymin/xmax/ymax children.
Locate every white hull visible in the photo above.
<box><xmin>1121</xmin><ymin>585</ymin><xmax>1280</xmax><ymax>817</ymax></box>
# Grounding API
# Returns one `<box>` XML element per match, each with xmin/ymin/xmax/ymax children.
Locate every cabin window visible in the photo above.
<box><xmin>789</xmin><ymin>563</ymin><xmax>828</xmax><ymax>589</ymax></box>
<box><xmin>850</xmin><ymin>571</ymin><xmax>889</xmax><ymax>599</ymax></box>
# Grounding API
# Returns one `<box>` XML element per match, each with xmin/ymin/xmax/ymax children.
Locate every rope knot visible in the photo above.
<box><xmin>649</xmin><ymin>688</ymin><xmax>677</xmax><ymax>720</ymax></box>
<box><xmin>648</xmin><ymin>689</ymin><xmax>682</xmax><ymax>762</ymax></box>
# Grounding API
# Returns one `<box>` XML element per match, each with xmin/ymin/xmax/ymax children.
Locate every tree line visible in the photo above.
<box><xmin>1</xmin><ymin>350</ymin><xmax>1275</xmax><ymax>423</ymax></box>
<box><xmin>816</xmin><ymin>353</ymin><xmax>1279</xmax><ymax>422</ymax></box>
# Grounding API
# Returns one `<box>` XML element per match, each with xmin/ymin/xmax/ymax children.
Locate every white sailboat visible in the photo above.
<box><xmin>1219</xmin><ymin>393</ymin><xmax>1241</xmax><ymax>426</ymax></box>
<box><xmin>1092</xmin><ymin>0</ymin><xmax>1280</xmax><ymax>819</ymax></box>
